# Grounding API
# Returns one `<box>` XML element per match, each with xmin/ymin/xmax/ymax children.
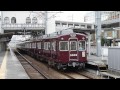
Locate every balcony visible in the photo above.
<box><xmin>102</xmin><ymin>18</ymin><xmax>120</xmax><ymax>24</ymax></box>
<box><xmin>2</xmin><ymin>23</ymin><xmax>45</xmax><ymax>30</ymax></box>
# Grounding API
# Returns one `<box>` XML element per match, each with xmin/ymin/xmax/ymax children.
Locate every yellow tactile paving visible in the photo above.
<box><xmin>0</xmin><ymin>51</ymin><xmax>8</xmax><ymax>79</ymax></box>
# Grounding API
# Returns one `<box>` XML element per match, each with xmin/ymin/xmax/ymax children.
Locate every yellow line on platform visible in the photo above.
<box><xmin>0</xmin><ymin>51</ymin><xmax>8</xmax><ymax>79</ymax></box>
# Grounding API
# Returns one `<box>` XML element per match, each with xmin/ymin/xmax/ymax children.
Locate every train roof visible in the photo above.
<box><xmin>41</xmin><ymin>28</ymin><xmax>87</xmax><ymax>39</ymax></box>
<box><xmin>22</xmin><ymin>28</ymin><xmax>90</xmax><ymax>43</ymax></box>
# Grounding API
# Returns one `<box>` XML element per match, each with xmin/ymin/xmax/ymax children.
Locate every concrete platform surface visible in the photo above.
<box><xmin>0</xmin><ymin>49</ymin><xmax>30</xmax><ymax>79</ymax></box>
<box><xmin>87</xmin><ymin>55</ymin><xmax>108</xmax><ymax>66</ymax></box>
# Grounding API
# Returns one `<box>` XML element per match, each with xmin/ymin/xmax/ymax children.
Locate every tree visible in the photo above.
<box><xmin>101</xmin><ymin>36</ymin><xmax>105</xmax><ymax>46</ymax></box>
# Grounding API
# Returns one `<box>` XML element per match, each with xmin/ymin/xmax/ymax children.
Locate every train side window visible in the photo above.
<box><xmin>51</xmin><ymin>41</ymin><xmax>56</xmax><ymax>51</ymax></box>
<box><xmin>48</xmin><ymin>42</ymin><xmax>50</xmax><ymax>50</ymax></box>
<box><xmin>78</xmin><ymin>41</ymin><xmax>86</xmax><ymax>51</ymax></box>
<box><xmin>32</xmin><ymin>43</ymin><xmax>33</xmax><ymax>48</ymax></box>
<box><xmin>44</xmin><ymin>42</ymin><xmax>47</xmax><ymax>50</ymax></box>
<box><xmin>28</xmin><ymin>43</ymin><xmax>29</xmax><ymax>48</ymax></box>
<box><xmin>26</xmin><ymin>43</ymin><xmax>28</xmax><ymax>48</ymax></box>
<box><xmin>34</xmin><ymin>43</ymin><xmax>36</xmax><ymax>48</ymax></box>
<box><xmin>27</xmin><ymin>43</ymin><xmax>28</xmax><ymax>48</ymax></box>
<box><xmin>29</xmin><ymin>43</ymin><xmax>31</xmax><ymax>48</ymax></box>
<box><xmin>41</xmin><ymin>42</ymin><xmax>44</xmax><ymax>49</ymax></box>
<box><xmin>54</xmin><ymin>41</ymin><xmax>56</xmax><ymax>51</ymax></box>
<box><xmin>59</xmin><ymin>41</ymin><xmax>68</xmax><ymax>51</ymax></box>
<box><xmin>32</xmin><ymin>43</ymin><xmax>36</xmax><ymax>48</ymax></box>
<box><xmin>37</xmin><ymin>42</ymin><xmax>41</xmax><ymax>49</ymax></box>
<box><xmin>25</xmin><ymin>43</ymin><xmax>27</xmax><ymax>48</ymax></box>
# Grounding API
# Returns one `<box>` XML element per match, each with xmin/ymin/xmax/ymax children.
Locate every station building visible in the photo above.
<box><xmin>0</xmin><ymin>11</ymin><xmax>45</xmax><ymax>35</ymax></box>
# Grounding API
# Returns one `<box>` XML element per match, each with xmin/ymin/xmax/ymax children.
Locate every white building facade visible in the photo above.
<box><xmin>0</xmin><ymin>11</ymin><xmax>45</xmax><ymax>34</ymax></box>
<box><xmin>55</xmin><ymin>20</ymin><xmax>94</xmax><ymax>31</ymax></box>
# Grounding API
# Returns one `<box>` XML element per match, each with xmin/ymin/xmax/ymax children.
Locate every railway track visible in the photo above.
<box><xmin>15</xmin><ymin>50</ymin><xmax>51</xmax><ymax>79</ymax></box>
<box><xmin>59</xmin><ymin>71</ymin><xmax>90</xmax><ymax>79</ymax></box>
<box><xmin>58</xmin><ymin>72</ymin><xmax>76</xmax><ymax>79</ymax></box>
<box><xmin>76</xmin><ymin>69</ymin><xmax>104</xmax><ymax>79</ymax></box>
<box><xmin>15</xmin><ymin>50</ymin><xmax>102</xmax><ymax>79</ymax></box>
<box><xmin>75</xmin><ymin>71</ymin><xmax>93</xmax><ymax>79</ymax></box>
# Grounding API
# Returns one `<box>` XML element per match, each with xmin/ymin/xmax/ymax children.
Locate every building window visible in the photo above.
<box><xmin>81</xmin><ymin>25</ymin><xmax>85</xmax><ymax>28</ymax></box>
<box><xmin>62</xmin><ymin>23</ymin><xmax>67</xmax><ymax>27</ymax></box>
<box><xmin>4</xmin><ymin>17</ymin><xmax>9</xmax><ymax>24</ymax></box>
<box><xmin>68</xmin><ymin>24</ymin><xmax>73</xmax><ymax>27</ymax></box>
<box><xmin>56</xmin><ymin>23</ymin><xmax>60</xmax><ymax>26</ymax></box>
<box><xmin>87</xmin><ymin>25</ymin><xmax>92</xmax><ymax>29</ymax></box>
<box><xmin>26</xmin><ymin>17</ymin><xmax>31</xmax><ymax>24</ymax></box>
<box><xmin>74</xmin><ymin>24</ymin><xmax>79</xmax><ymax>28</ymax></box>
<box><xmin>32</xmin><ymin>17</ymin><xmax>37</xmax><ymax>24</ymax></box>
<box><xmin>11</xmin><ymin>17</ymin><xmax>16</xmax><ymax>24</ymax></box>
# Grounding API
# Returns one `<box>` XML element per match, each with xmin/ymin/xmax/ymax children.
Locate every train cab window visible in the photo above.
<box><xmin>59</xmin><ymin>41</ymin><xmax>68</xmax><ymax>51</ymax></box>
<box><xmin>78</xmin><ymin>41</ymin><xmax>86</xmax><ymax>51</ymax></box>
<box><xmin>70</xmin><ymin>41</ymin><xmax>77</xmax><ymax>50</ymax></box>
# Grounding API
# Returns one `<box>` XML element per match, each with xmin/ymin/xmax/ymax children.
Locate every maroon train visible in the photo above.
<box><xmin>18</xmin><ymin>30</ymin><xmax>87</xmax><ymax>70</ymax></box>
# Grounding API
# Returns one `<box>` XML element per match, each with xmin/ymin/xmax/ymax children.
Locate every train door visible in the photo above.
<box><xmin>69</xmin><ymin>39</ymin><xmax>78</xmax><ymax>61</ymax></box>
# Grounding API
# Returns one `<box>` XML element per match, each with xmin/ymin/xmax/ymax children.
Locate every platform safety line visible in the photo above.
<box><xmin>0</xmin><ymin>50</ymin><xmax>8</xmax><ymax>79</ymax></box>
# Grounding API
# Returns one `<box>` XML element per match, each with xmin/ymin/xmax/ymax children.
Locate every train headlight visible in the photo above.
<box><xmin>61</xmin><ymin>38</ymin><xmax>64</xmax><ymax>40</ymax></box>
<box><xmin>82</xmin><ymin>52</ymin><xmax>85</xmax><ymax>57</ymax></box>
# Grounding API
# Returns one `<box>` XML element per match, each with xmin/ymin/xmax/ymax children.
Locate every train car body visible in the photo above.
<box><xmin>18</xmin><ymin>28</ymin><xmax>87</xmax><ymax>70</ymax></box>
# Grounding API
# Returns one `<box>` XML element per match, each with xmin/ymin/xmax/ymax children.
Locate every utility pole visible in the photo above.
<box><xmin>95</xmin><ymin>11</ymin><xmax>101</xmax><ymax>57</ymax></box>
<box><xmin>0</xmin><ymin>11</ymin><xmax>3</xmax><ymax>34</ymax></box>
<box><xmin>45</xmin><ymin>11</ymin><xmax>48</xmax><ymax>34</ymax></box>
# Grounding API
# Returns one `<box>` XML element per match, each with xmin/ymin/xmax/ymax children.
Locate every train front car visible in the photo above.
<box><xmin>58</xmin><ymin>33</ymin><xmax>87</xmax><ymax>70</ymax></box>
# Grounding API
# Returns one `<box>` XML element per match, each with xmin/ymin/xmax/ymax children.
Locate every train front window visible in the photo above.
<box><xmin>70</xmin><ymin>41</ymin><xmax>77</xmax><ymax>50</ymax></box>
<box><xmin>59</xmin><ymin>41</ymin><xmax>68</xmax><ymax>51</ymax></box>
<box><xmin>78</xmin><ymin>41</ymin><xmax>86</xmax><ymax>51</ymax></box>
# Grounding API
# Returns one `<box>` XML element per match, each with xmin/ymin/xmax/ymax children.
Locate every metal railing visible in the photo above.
<box><xmin>2</xmin><ymin>23</ymin><xmax>45</xmax><ymax>30</ymax></box>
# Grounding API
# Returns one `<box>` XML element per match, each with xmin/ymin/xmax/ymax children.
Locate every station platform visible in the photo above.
<box><xmin>0</xmin><ymin>48</ymin><xmax>30</xmax><ymax>79</ymax></box>
<box><xmin>87</xmin><ymin>55</ymin><xmax>108</xmax><ymax>66</ymax></box>
<box><xmin>86</xmin><ymin>55</ymin><xmax>108</xmax><ymax>73</ymax></box>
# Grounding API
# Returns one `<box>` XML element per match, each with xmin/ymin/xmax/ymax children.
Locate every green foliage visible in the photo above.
<box><xmin>101</xmin><ymin>37</ymin><xmax>105</xmax><ymax>46</ymax></box>
<box><xmin>101</xmin><ymin>37</ymin><xmax>111</xmax><ymax>46</ymax></box>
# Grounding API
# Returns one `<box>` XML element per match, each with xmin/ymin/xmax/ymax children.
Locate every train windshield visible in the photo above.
<box><xmin>59</xmin><ymin>41</ymin><xmax>68</xmax><ymax>51</ymax></box>
<box><xmin>70</xmin><ymin>41</ymin><xmax>77</xmax><ymax>50</ymax></box>
<box><xmin>78</xmin><ymin>41</ymin><xmax>86</xmax><ymax>51</ymax></box>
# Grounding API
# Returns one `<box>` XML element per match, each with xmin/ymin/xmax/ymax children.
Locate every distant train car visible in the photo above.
<box><xmin>19</xmin><ymin>28</ymin><xmax>87</xmax><ymax>70</ymax></box>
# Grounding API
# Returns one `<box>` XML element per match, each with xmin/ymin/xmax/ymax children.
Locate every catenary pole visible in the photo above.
<box><xmin>95</xmin><ymin>11</ymin><xmax>101</xmax><ymax>57</ymax></box>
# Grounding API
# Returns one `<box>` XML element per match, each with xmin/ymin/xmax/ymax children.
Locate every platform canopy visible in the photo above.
<box><xmin>73</xmin><ymin>28</ymin><xmax>95</xmax><ymax>34</ymax></box>
<box><xmin>0</xmin><ymin>33</ymin><xmax>14</xmax><ymax>42</ymax></box>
